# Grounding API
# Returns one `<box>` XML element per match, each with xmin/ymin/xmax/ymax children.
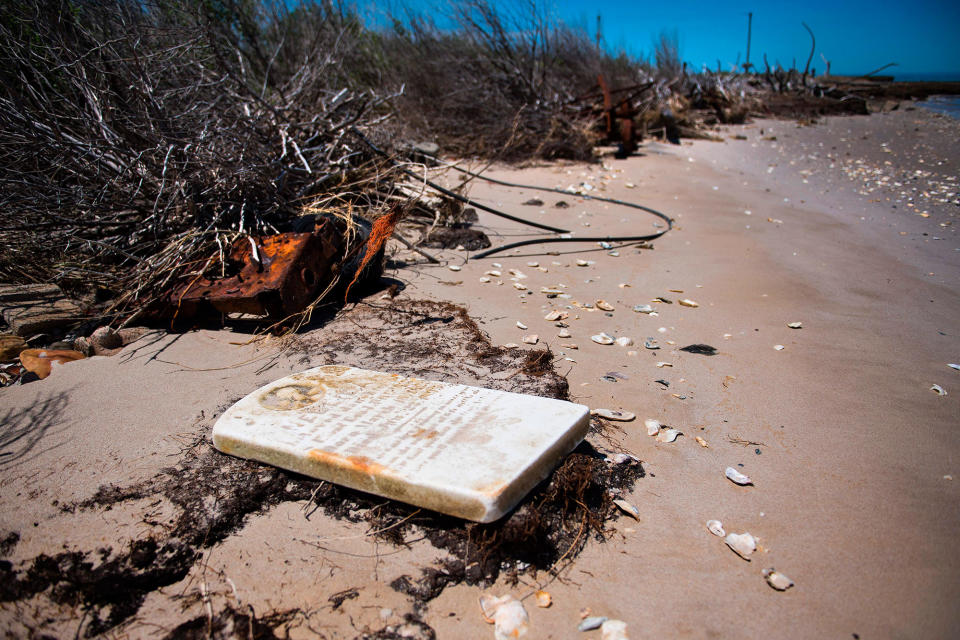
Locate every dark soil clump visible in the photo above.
<box><xmin>422</xmin><ymin>226</ymin><xmax>491</xmax><ymax>250</ymax></box>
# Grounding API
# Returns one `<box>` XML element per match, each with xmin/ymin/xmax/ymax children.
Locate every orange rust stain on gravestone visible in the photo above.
<box><xmin>307</xmin><ymin>449</ymin><xmax>390</xmax><ymax>476</ymax></box>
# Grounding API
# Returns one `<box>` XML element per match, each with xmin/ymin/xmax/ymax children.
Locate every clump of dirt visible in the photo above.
<box><xmin>162</xmin><ymin>604</ymin><xmax>297</xmax><ymax>640</ymax></box>
<box><xmin>422</xmin><ymin>226</ymin><xmax>491</xmax><ymax>250</ymax></box>
<box><xmin>0</xmin><ymin>299</ymin><xmax>640</xmax><ymax>636</ymax></box>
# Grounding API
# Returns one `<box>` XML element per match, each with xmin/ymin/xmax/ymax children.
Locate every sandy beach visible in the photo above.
<box><xmin>2</xmin><ymin>106</ymin><xmax>958</xmax><ymax>638</ymax></box>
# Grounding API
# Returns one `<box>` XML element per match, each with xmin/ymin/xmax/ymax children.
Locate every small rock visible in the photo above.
<box><xmin>0</xmin><ymin>334</ymin><xmax>27</xmax><ymax>361</ymax></box>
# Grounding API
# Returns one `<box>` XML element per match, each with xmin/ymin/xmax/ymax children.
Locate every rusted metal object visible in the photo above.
<box><xmin>595</xmin><ymin>76</ymin><xmax>653</xmax><ymax>157</ymax></box>
<box><xmin>165</xmin><ymin>216</ymin><xmax>366</xmax><ymax>322</ymax></box>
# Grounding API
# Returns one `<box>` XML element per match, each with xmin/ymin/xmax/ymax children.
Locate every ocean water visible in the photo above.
<box><xmin>916</xmin><ymin>95</ymin><xmax>960</xmax><ymax>120</ymax></box>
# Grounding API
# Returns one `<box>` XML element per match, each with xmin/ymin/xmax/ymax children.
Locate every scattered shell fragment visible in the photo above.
<box><xmin>948</xmin><ymin>364</ymin><xmax>960</xmax><ymax>371</ymax></box>
<box><xmin>613</xmin><ymin>499</ymin><xmax>640</xmax><ymax>520</ymax></box>
<box><xmin>725</xmin><ymin>532</ymin><xmax>757</xmax><ymax>560</ymax></box>
<box><xmin>633</xmin><ymin>304</ymin><xmax>654</xmax><ymax>314</ymax></box>
<box><xmin>591</xmin><ymin>408</ymin><xmax>636</xmax><ymax>421</ymax></box>
<box><xmin>601</xmin><ymin>619</ymin><xmax>629</xmax><ymax>640</ymax></box>
<box><xmin>678</xmin><ymin>298</ymin><xmax>699</xmax><ymax>308</ymax></box>
<box><xmin>513</xmin><ymin>282</ymin><xmax>528</xmax><ymax>291</ymax></box>
<box><xmin>656</xmin><ymin>428</ymin><xmax>681</xmax><ymax>443</ymax></box>
<box><xmin>773</xmin><ymin>344</ymin><xmax>785</xmax><ymax>351</ymax></box>
<box><xmin>707</xmin><ymin>520</ymin><xmax>725</xmax><ymax>537</ymax></box>
<box><xmin>596</xmin><ymin>300</ymin><xmax>615</xmax><ymax>311</ymax></box>
<box><xmin>448</xmin><ymin>264</ymin><xmax>462</xmax><ymax>272</ymax></box>
<box><xmin>615</xmin><ymin>336</ymin><xmax>634</xmax><ymax>347</ymax></box>
<box><xmin>655</xmin><ymin>361</ymin><xmax>673</xmax><ymax>368</ymax></box>
<box><xmin>591</xmin><ymin>333</ymin><xmax>615</xmax><ymax>345</ymax></box>
<box><xmin>578</xmin><ymin>617</ymin><xmax>608</xmax><ymax>632</ymax></box>
<box><xmin>643</xmin><ymin>338</ymin><xmax>659</xmax><ymax>350</ymax></box>
<box><xmin>561</xmin><ymin>343</ymin><xmax>579</xmax><ymax>350</ymax></box>
<box><xmin>576</xmin><ymin>259</ymin><xmax>595</xmax><ymax>267</ymax></box>
<box><xmin>540</xmin><ymin>287</ymin><xmax>564</xmax><ymax>295</ymax></box>
<box><xmin>644</xmin><ymin>418</ymin><xmax>661</xmax><ymax>436</ymax></box>
<box><xmin>516</xmin><ymin>321</ymin><xmax>528</xmax><ymax>330</ymax></box>
<box><xmin>558</xmin><ymin>328</ymin><xmax>571</xmax><ymax>338</ymax></box>
<box><xmin>544</xmin><ymin>310</ymin><xmax>564</xmax><ymax>321</ymax></box>
<box><xmin>479</xmin><ymin>277</ymin><xmax>491</xmax><ymax>283</ymax></box>
<box><xmin>931</xmin><ymin>384</ymin><xmax>947</xmax><ymax>396</ymax></box>
<box><xmin>787</xmin><ymin>322</ymin><xmax>803</xmax><ymax>329</ymax></box>
<box><xmin>695</xmin><ymin>436</ymin><xmax>709</xmax><ymax>448</ymax></box>
<box><xmin>503</xmin><ymin>343</ymin><xmax>519</xmax><ymax>349</ymax></box>
<box><xmin>485</xmin><ymin>270</ymin><xmax>502</xmax><ymax>277</ymax></box>
<box><xmin>762</xmin><ymin>568</ymin><xmax>795</xmax><ymax>591</ymax></box>
<box><xmin>522</xmin><ymin>335</ymin><xmax>539</xmax><ymax>345</ymax></box>
<box><xmin>725</xmin><ymin>467</ymin><xmax>753</xmax><ymax>486</ymax></box>
<box><xmin>527</xmin><ymin>261</ymin><xmax>539</xmax><ymax>267</ymax></box>
<box><xmin>534</xmin><ymin>590</ymin><xmax>552</xmax><ymax>608</ymax></box>
<box><xmin>478</xmin><ymin>594</ymin><xmax>529</xmax><ymax>640</ymax></box>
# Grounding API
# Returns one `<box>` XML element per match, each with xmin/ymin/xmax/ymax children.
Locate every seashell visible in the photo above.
<box><xmin>657</xmin><ymin>327</ymin><xmax>667</xmax><ymax>333</ymax></box>
<box><xmin>544</xmin><ymin>311</ymin><xmax>562</xmax><ymax>321</ymax></box>
<box><xmin>601</xmin><ymin>619</ymin><xmax>629</xmax><ymax>640</ymax></box>
<box><xmin>948</xmin><ymin>363</ymin><xmax>960</xmax><ymax>371</ymax></box>
<box><xmin>522</xmin><ymin>335</ymin><xmax>539</xmax><ymax>345</ymax></box>
<box><xmin>625</xmin><ymin>182</ymin><xmax>636</xmax><ymax>188</ymax></box>
<box><xmin>656</xmin><ymin>428</ymin><xmax>682</xmax><ymax>443</ymax></box>
<box><xmin>762</xmin><ymin>568</ymin><xmax>795</xmax><ymax>591</ymax></box>
<box><xmin>618</xmin><ymin>283</ymin><xmax>631</xmax><ymax>288</ymax></box>
<box><xmin>787</xmin><ymin>321</ymin><xmax>802</xmax><ymax>329</ymax></box>
<box><xmin>590</xmin><ymin>408</ymin><xmax>636</xmax><ymax>421</ymax></box>
<box><xmin>596</xmin><ymin>300</ymin><xmax>615</xmax><ymax>311</ymax></box>
<box><xmin>611</xmin><ymin>337</ymin><xmax>633</xmax><ymax>348</ymax></box>
<box><xmin>613</xmin><ymin>499</ymin><xmax>640</xmax><ymax>520</ymax></box>
<box><xmin>478</xmin><ymin>594</ymin><xmax>529</xmax><ymax>639</ymax></box>
<box><xmin>576</xmin><ymin>259</ymin><xmax>595</xmax><ymax>267</ymax></box>
<box><xmin>448</xmin><ymin>264</ymin><xmax>462</xmax><ymax>271</ymax></box>
<box><xmin>492</xmin><ymin>262</ymin><xmax>502</xmax><ymax>268</ymax></box>
<box><xmin>503</xmin><ymin>343</ymin><xmax>519</xmax><ymax>349</ymax></box>
<box><xmin>578</xmin><ymin>616</ymin><xmax>607</xmax><ymax>632</ymax></box>
<box><xmin>534</xmin><ymin>590</ymin><xmax>552</xmax><ymax>608</ymax></box>
<box><xmin>656</xmin><ymin>361</ymin><xmax>673</xmax><ymax>367</ymax></box>
<box><xmin>513</xmin><ymin>282</ymin><xmax>528</xmax><ymax>291</ymax></box>
<box><xmin>509</xmin><ymin>269</ymin><xmax>527</xmax><ymax>278</ymax></box>
<box><xmin>540</xmin><ymin>287</ymin><xmax>563</xmax><ymax>295</ymax></box>
<box><xmin>931</xmin><ymin>384</ymin><xmax>947</xmax><ymax>396</ymax></box>
<box><xmin>644</xmin><ymin>418</ymin><xmax>661</xmax><ymax>436</ymax></box>
<box><xmin>633</xmin><ymin>304</ymin><xmax>654</xmax><ymax>314</ymax></box>
<box><xmin>557</xmin><ymin>328</ymin><xmax>571</xmax><ymax>338</ymax></box>
<box><xmin>607</xmin><ymin>453</ymin><xmax>636</xmax><ymax>464</ymax></box>
<box><xmin>485</xmin><ymin>270</ymin><xmax>502</xmax><ymax>277</ymax></box>
<box><xmin>706</xmin><ymin>520</ymin><xmax>725</xmax><ymax>537</ymax></box>
<box><xmin>527</xmin><ymin>261</ymin><xmax>539</xmax><ymax>267</ymax></box>
<box><xmin>479</xmin><ymin>277</ymin><xmax>491</xmax><ymax>283</ymax></box>
<box><xmin>643</xmin><ymin>338</ymin><xmax>659</xmax><ymax>350</ymax></box>
<box><xmin>678</xmin><ymin>298</ymin><xmax>699</xmax><ymax>308</ymax></box>
<box><xmin>725</xmin><ymin>467</ymin><xmax>753</xmax><ymax>485</ymax></box>
<box><xmin>724</xmin><ymin>532</ymin><xmax>757</xmax><ymax>560</ymax></box>
<box><xmin>560</xmin><ymin>343</ymin><xmax>578</xmax><ymax>350</ymax></box>
<box><xmin>695</xmin><ymin>436</ymin><xmax>709</xmax><ymax>448</ymax></box>
<box><xmin>516</xmin><ymin>321</ymin><xmax>528</xmax><ymax>330</ymax></box>
<box><xmin>773</xmin><ymin>344</ymin><xmax>785</xmax><ymax>351</ymax></box>
<box><xmin>591</xmin><ymin>333</ymin><xmax>615</xmax><ymax>345</ymax></box>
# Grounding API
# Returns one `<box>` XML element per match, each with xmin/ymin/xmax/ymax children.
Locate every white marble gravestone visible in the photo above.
<box><xmin>212</xmin><ymin>365</ymin><xmax>590</xmax><ymax>522</ymax></box>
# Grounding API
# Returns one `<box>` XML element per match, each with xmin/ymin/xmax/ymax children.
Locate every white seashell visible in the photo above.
<box><xmin>509</xmin><ymin>269</ymin><xmax>527</xmax><ymax>278</ymax></box>
<box><xmin>479</xmin><ymin>277</ymin><xmax>491</xmax><ymax>283</ymax></box>
<box><xmin>540</xmin><ymin>287</ymin><xmax>563</xmax><ymax>295</ymax></box>
<box><xmin>618</xmin><ymin>283</ymin><xmax>631</xmax><ymax>288</ymax></box>
<box><xmin>706</xmin><ymin>520</ymin><xmax>725</xmax><ymax>537</ymax></box>
<box><xmin>607</xmin><ymin>453</ymin><xmax>636</xmax><ymax>464</ymax></box>
<box><xmin>544</xmin><ymin>311</ymin><xmax>562</xmax><ymax>321</ymax></box>
<box><xmin>657</xmin><ymin>327</ymin><xmax>667</xmax><ymax>333</ymax></box>
<box><xmin>590</xmin><ymin>408</ymin><xmax>636</xmax><ymax>421</ymax></box>
<box><xmin>601</xmin><ymin>619</ymin><xmax>629</xmax><ymax>640</ymax></box>
<box><xmin>787</xmin><ymin>321</ymin><xmax>802</xmax><ymax>329</ymax></box>
<box><xmin>527</xmin><ymin>261</ymin><xmax>539</xmax><ymax>267</ymax></box>
<box><xmin>656</xmin><ymin>428</ymin><xmax>681</xmax><ymax>443</ymax></box>
<box><xmin>534</xmin><ymin>590</ymin><xmax>552</xmax><ymax>608</ymax></box>
<box><xmin>485</xmin><ymin>270</ymin><xmax>502</xmax><ymax>277</ymax></box>
<box><xmin>576</xmin><ymin>259</ymin><xmax>595</xmax><ymax>267</ymax></box>
<box><xmin>695</xmin><ymin>436</ymin><xmax>709</xmax><ymax>448</ymax></box>
<box><xmin>633</xmin><ymin>304</ymin><xmax>654</xmax><ymax>314</ymax></box>
<box><xmin>655</xmin><ymin>361</ymin><xmax>673</xmax><ymax>367</ymax></box>
<box><xmin>522</xmin><ymin>335</ymin><xmax>539</xmax><ymax>345</ymax></box>
<box><xmin>678</xmin><ymin>298</ymin><xmax>699</xmax><ymax>308</ymax></box>
<box><xmin>948</xmin><ymin>363</ymin><xmax>960</xmax><ymax>371</ymax></box>
<box><xmin>644</xmin><ymin>418</ymin><xmax>661</xmax><ymax>436</ymax></box>
<box><xmin>578</xmin><ymin>616</ymin><xmax>607</xmax><ymax>631</ymax></box>
<box><xmin>478</xmin><ymin>594</ymin><xmax>529</xmax><ymax>640</ymax></box>
<box><xmin>773</xmin><ymin>344</ymin><xmax>785</xmax><ymax>351</ymax></box>
<box><xmin>503</xmin><ymin>343</ymin><xmax>519</xmax><ymax>349</ymax></box>
<box><xmin>613</xmin><ymin>499</ymin><xmax>640</xmax><ymax>520</ymax></box>
<box><xmin>513</xmin><ymin>282</ymin><xmax>528</xmax><ymax>291</ymax></box>
<box><xmin>591</xmin><ymin>333</ymin><xmax>615</xmax><ymax>345</ymax></box>
<box><xmin>516</xmin><ymin>321</ymin><xmax>528</xmax><ymax>329</ymax></box>
<box><xmin>560</xmin><ymin>343</ymin><xmax>578</xmax><ymax>350</ymax></box>
<box><xmin>596</xmin><ymin>300</ymin><xmax>615</xmax><ymax>311</ymax></box>
<box><xmin>931</xmin><ymin>384</ymin><xmax>947</xmax><ymax>396</ymax></box>
<box><xmin>492</xmin><ymin>262</ymin><xmax>502</xmax><ymax>268</ymax></box>
<box><xmin>725</xmin><ymin>467</ymin><xmax>753</xmax><ymax>485</ymax></box>
<box><xmin>557</xmin><ymin>328</ymin><xmax>571</xmax><ymax>338</ymax></box>
<box><xmin>614</xmin><ymin>336</ymin><xmax>633</xmax><ymax>347</ymax></box>
<box><xmin>725</xmin><ymin>532</ymin><xmax>757</xmax><ymax>560</ymax></box>
<box><xmin>448</xmin><ymin>264</ymin><xmax>462</xmax><ymax>271</ymax></box>
<box><xmin>762</xmin><ymin>568</ymin><xmax>795</xmax><ymax>591</ymax></box>
<box><xmin>643</xmin><ymin>338</ymin><xmax>659</xmax><ymax>350</ymax></box>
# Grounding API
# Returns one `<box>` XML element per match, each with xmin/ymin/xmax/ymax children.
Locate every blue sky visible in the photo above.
<box><xmin>360</xmin><ymin>0</ymin><xmax>960</xmax><ymax>77</ymax></box>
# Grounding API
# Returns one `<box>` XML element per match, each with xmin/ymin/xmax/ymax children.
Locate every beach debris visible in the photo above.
<box><xmin>522</xmin><ymin>198</ymin><xmax>544</xmax><ymax>206</ymax></box>
<box><xmin>695</xmin><ymin>436</ymin><xmax>709</xmax><ymax>448</ymax></box>
<box><xmin>544</xmin><ymin>310</ymin><xmax>565</xmax><ymax>321</ymax></box>
<box><xmin>679</xmin><ymin>344</ymin><xmax>717</xmax><ymax>355</ymax></box>
<box><xmin>591</xmin><ymin>408</ymin><xmax>636</xmax><ymax>421</ymax></box>
<box><xmin>633</xmin><ymin>304</ymin><xmax>654</xmax><ymax>314</ymax></box>
<box><xmin>591</xmin><ymin>333</ymin><xmax>615</xmax><ymax>345</ymax></box>
<box><xmin>655</xmin><ymin>361</ymin><xmax>673</xmax><ymax>368</ymax></box>
<box><xmin>0</xmin><ymin>334</ymin><xmax>27</xmax><ymax>361</ymax></box>
<box><xmin>725</xmin><ymin>467</ymin><xmax>753</xmax><ymax>485</ymax></box>
<box><xmin>596</xmin><ymin>300</ymin><xmax>615</xmax><ymax>311</ymax></box>
<box><xmin>534</xmin><ymin>590</ymin><xmax>552</xmax><ymax>608</ymax></box>
<box><xmin>508</xmin><ymin>269</ymin><xmax>527</xmax><ymax>278</ymax></box>
<box><xmin>513</xmin><ymin>283</ymin><xmax>528</xmax><ymax>291</ymax></box>
<box><xmin>607</xmin><ymin>452</ymin><xmax>637</xmax><ymax>464</ymax></box>
<box><xmin>707</xmin><ymin>520</ymin><xmax>726</xmax><ymax>537</ymax></box>
<box><xmin>516</xmin><ymin>321</ymin><xmax>528</xmax><ymax>330</ymax></box>
<box><xmin>0</xmin><ymin>283</ymin><xmax>83</xmax><ymax>336</ymax></box>
<box><xmin>654</xmin><ymin>297</ymin><xmax>672</xmax><ymax>304</ymax></box>
<box><xmin>558</xmin><ymin>328</ymin><xmax>572</xmax><ymax>338</ymax></box>
<box><xmin>644</xmin><ymin>419</ymin><xmax>661</xmax><ymax>436</ymax></box>
<box><xmin>615</xmin><ymin>337</ymin><xmax>634</xmax><ymax>347</ymax></box>
<box><xmin>655</xmin><ymin>379</ymin><xmax>670</xmax><ymax>388</ymax></box>
<box><xmin>678</xmin><ymin>298</ymin><xmax>699</xmax><ymax>308</ymax></box>
<box><xmin>787</xmin><ymin>322</ymin><xmax>803</xmax><ymax>329</ymax></box>
<box><xmin>643</xmin><ymin>338</ymin><xmax>659</xmax><ymax>350</ymax></box>
<box><xmin>601</xmin><ymin>619</ymin><xmax>629</xmax><ymax>640</ymax></box>
<box><xmin>948</xmin><ymin>364</ymin><xmax>960</xmax><ymax>371</ymax></box>
<box><xmin>773</xmin><ymin>344</ymin><xmax>785</xmax><ymax>351</ymax></box>
<box><xmin>480</xmin><ymin>277</ymin><xmax>492</xmax><ymax>283</ymax></box>
<box><xmin>479</xmin><ymin>594</ymin><xmax>529</xmax><ymax>640</ymax></box>
<box><xmin>504</xmin><ymin>343</ymin><xmax>519</xmax><ymax>349</ymax></box>
<box><xmin>762</xmin><ymin>568</ymin><xmax>795</xmax><ymax>591</ymax></box>
<box><xmin>724</xmin><ymin>532</ymin><xmax>757</xmax><ymax>560</ymax></box>
<box><xmin>578</xmin><ymin>616</ymin><xmax>608</xmax><ymax>632</ymax></box>
<box><xmin>486</xmin><ymin>270</ymin><xmax>502</xmax><ymax>276</ymax></box>
<box><xmin>656</xmin><ymin>428</ymin><xmax>682</xmax><ymax>443</ymax></box>
<box><xmin>18</xmin><ymin>348</ymin><xmax>85</xmax><ymax>380</ymax></box>
<box><xmin>522</xmin><ymin>335</ymin><xmax>539</xmax><ymax>345</ymax></box>
<box><xmin>931</xmin><ymin>384</ymin><xmax>947</xmax><ymax>396</ymax></box>
<box><xmin>448</xmin><ymin>264</ymin><xmax>462</xmax><ymax>272</ymax></box>
<box><xmin>613</xmin><ymin>499</ymin><xmax>641</xmax><ymax>520</ymax></box>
